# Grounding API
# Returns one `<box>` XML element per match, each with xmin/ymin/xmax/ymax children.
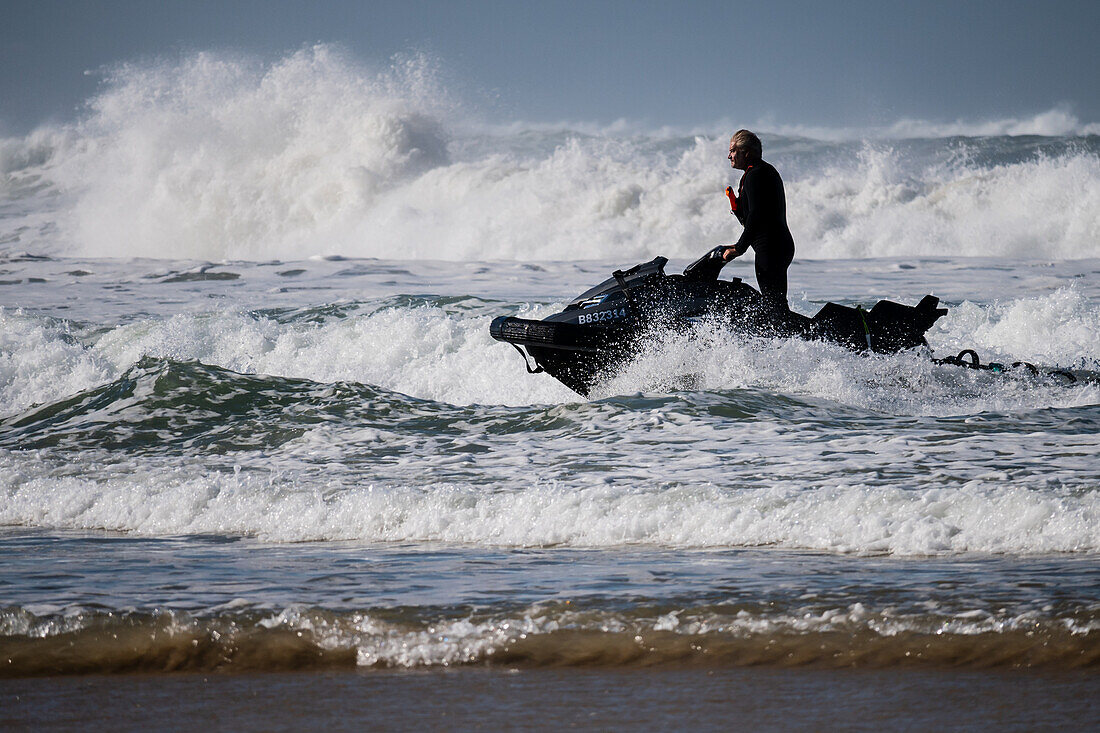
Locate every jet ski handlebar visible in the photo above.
<box><xmin>683</xmin><ymin>245</ymin><xmax>731</xmax><ymax>282</ymax></box>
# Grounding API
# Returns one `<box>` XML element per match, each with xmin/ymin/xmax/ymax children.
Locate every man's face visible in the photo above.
<box><xmin>728</xmin><ymin>139</ymin><xmax>748</xmax><ymax>170</ymax></box>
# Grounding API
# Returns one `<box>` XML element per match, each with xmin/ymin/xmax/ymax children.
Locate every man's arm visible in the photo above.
<box><xmin>723</xmin><ymin>168</ymin><xmax>760</xmax><ymax>259</ymax></box>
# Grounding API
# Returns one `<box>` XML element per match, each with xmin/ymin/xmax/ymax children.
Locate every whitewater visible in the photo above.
<box><xmin>1</xmin><ymin>47</ymin><xmax>1098</xmax><ymax>676</ymax></box>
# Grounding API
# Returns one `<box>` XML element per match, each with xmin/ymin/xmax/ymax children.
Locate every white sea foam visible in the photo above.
<box><xmin>1</xmin><ymin>455</ymin><xmax>1096</xmax><ymax>555</ymax></box>
<box><xmin>2</xmin><ymin>279</ymin><xmax>1097</xmax><ymax>416</ymax></box>
<box><xmin>2</xmin><ymin>47</ymin><xmax>1098</xmax><ymax>261</ymax></box>
<box><xmin>935</xmin><ymin>287</ymin><xmax>1100</xmax><ymax>367</ymax></box>
<box><xmin>763</xmin><ymin>107</ymin><xmax>1100</xmax><ymax>141</ymax></box>
<box><xmin>9</xmin><ymin>601</ymin><xmax>1089</xmax><ymax>671</ymax></box>
<box><xmin>601</xmin><ymin>322</ymin><xmax>1100</xmax><ymax>415</ymax></box>
<box><xmin>264</xmin><ymin>603</ymin><xmax>1096</xmax><ymax>669</ymax></box>
<box><xmin>83</xmin><ymin>302</ymin><xmax>576</xmax><ymax>408</ymax></box>
<box><xmin>2</xmin><ymin>271</ymin><xmax>1097</xmax><ymax>556</ymax></box>
<box><xmin>0</xmin><ymin>309</ymin><xmax>116</xmax><ymax>415</ymax></box>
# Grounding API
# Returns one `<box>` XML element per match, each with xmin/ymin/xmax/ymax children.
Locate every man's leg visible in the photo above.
<box><xmin>755</xmin><ymin>249</ymin><xmax>791</xmax><ymax>312</ymax></box>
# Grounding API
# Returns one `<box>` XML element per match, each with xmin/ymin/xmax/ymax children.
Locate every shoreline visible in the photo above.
<box><xmin>5</xmin><ymin>667</ymin><xmax>1098</xmax><ymax>731</ymax></box>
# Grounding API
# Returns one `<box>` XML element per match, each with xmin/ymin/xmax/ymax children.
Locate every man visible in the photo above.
<box><xmin>718</xmin><ymin>129</ymin><xmax>795</xmax><ymax>311</ymax></box>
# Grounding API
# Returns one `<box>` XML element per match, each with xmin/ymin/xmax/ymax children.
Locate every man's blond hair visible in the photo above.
<box><xmin>731</xmin><ymin>129</ymin><xmax>762</xmax><ymax>161</ymax></box>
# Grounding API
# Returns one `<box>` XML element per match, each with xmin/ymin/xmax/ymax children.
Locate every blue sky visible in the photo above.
<box><xmin>3</xmin><ymin>0</ymin><xmax>1099</xmax><ymax>134</ymax></box>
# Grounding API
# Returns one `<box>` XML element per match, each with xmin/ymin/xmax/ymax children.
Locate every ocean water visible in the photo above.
<box><xmin>1</xmin><ymin>48</ymin><xmax>1099</xmax><ymax>678</ymax></box>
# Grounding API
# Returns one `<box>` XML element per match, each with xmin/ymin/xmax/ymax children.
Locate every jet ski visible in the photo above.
<box><xmin>490</xmin><ymin>252</ymin><xmax>948</xmax><ymax>396</ymax></box>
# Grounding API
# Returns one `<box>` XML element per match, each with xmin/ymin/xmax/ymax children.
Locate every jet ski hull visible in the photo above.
<box><xmin>490</xmin><ymin>257</ymin><xmax>947</xmax><ymax>396</ymax></box>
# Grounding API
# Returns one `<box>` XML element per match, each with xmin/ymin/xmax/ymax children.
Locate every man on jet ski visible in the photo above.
<box><xmin>713</xmin><ymin>129</ymin><xmax>795</xmax><ymax>311</ymax></box>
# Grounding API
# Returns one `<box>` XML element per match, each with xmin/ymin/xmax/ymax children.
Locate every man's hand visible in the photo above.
<box><xmin>722</xmin><ymin>247</ymin><xmax>743</xmax><ymax>261</ymax></box>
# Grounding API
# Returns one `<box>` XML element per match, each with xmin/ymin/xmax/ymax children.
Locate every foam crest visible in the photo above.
<box><xmin>340</xmin><ymin>135</ymin><xmax>728</xmax><ymax>261</ymax></box>
<box><xmin>0</xmin><ymin>309</ymin><xmax>115</xmax><ymax>415</ymax></box>
<box><xmin>0</xmin><ymin>301</ymin><xmax>575</xmax><ymax>417</ymax></box>
<box><xmin>792</xmin><ymin>146</ymin><xmax>1100</xmax><ymax>259</ymax></box>
<box><xmin>600</xmin><ymin>318</ymin><xmax>1099</xmax><ymax>415</ymax></box>
<box><xmin>935</xmin><ymin>287</ymin><xmax>1100</xmax><ymax>366</ymax></box>
<box><xmin>766</xmin><ymin>108</ymin><xmax>1100</xmax><ymax>140</ymax></box>
<box><xmin>886</xmin><ymin>108</ymin><xmax>1100</xmax><ymax>138</ymax></box>
<box><xmin>1</xmin><ymin>461</ymin><xmax>1096</xmax><ymax>554</ymax></box>
<box><xmin>3</xmin><ymin>47</ymin><xmax>1097</xmax><ymax>261</ymax></box>
<box><xmin>88</xmin><ymin>303</ymin><xmax>575</xmax><ymax>406</ymax></box>
<box><xmin>4</xmin><ymin>602</ymin><xmax>1094</xmax><ymax>673</ymax></box>
<box><xmin>2</xmin><ymin>287</ymin><xmax>1097</xmax><ymax>419</ymax></box>
<box><xmin>49</xmin><ymin>46</ymin><xmax>451</xmax><ymax>259</ymax></box>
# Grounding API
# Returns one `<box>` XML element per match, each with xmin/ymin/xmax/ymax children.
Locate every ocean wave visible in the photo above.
<box><xmin>2</xmin><ymin>602</ymin><xmax>1095</xmax><ymax>675</ymax></box>
<box><xmin>2</xmin><ymin>316</ymin><xmax>1098</xmax><ymax>556</ymax></box>
<box><xmin>0</xmin><ymin>308</ymin><xmax>116</xmax><ymax>416</ymax></box>
<box><xmin>3</xmin><ymin>283</ymin><xmax>1099</xmax><ymax>420</ymax></box>
<box><xmin>761</xmin><ymin>107</ymin><xmax>1100</xmax><ymax>140</ymax></box>
<box><xmin>934</xmin><ymin>287</ymin><xmax>1100</xmax><ymax>367</ymax></box>
<box><xmin>0</xmin><ymin>47</ymin><xmax>1097</xmax><ymax>261</ymax></box>
<box><xmin>2</xmin><ymin>453</ymin><xmax>1096</xmax><ymax>554</ymax></box>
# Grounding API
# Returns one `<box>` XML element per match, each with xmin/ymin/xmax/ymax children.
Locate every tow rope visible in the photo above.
<box><xmin>932</xmin><ymin>348</ymin><xmax>1078</xmax><ymax>383</ymax></box>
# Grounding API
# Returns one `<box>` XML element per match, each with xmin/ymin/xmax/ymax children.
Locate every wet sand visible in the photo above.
<box><xmin>4</xmin><ymin>668</ymin><xmax>1097</xmax><ymax>731</ymax></box>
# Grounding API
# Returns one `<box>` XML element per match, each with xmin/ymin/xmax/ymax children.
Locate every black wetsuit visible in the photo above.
<box><xmin>729</xmin><ymin>160</ymin><xmax>795</xmax><ymax>309</ymax></box>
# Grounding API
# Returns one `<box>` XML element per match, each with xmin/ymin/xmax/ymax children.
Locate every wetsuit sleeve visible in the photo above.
<box><xmin>732</xmin><ymin>169</ymin><xmax>762</xmax><ymax>255</ymax></box>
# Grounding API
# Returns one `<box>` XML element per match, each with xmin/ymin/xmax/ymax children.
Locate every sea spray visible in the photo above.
<box><xmin>2</xmin><ymin>47</ymin><xmax>1099</xmax><ymax>261</ymax></box>
<box><xmin>2</xmin><ymin>273</ymin><xmax>1099</xmax><ymax>413</ymax></box>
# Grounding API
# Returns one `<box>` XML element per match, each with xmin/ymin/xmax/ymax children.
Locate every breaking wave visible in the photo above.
<box><xmin>1</xmin><ymin>46</ymin><xmax>1098</xmax><ymax>261</ymax></box>
<box><xmin>3</xmin><ymin>602</ymin><xmax>1096</xmax><ymax>675</ymax></box>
